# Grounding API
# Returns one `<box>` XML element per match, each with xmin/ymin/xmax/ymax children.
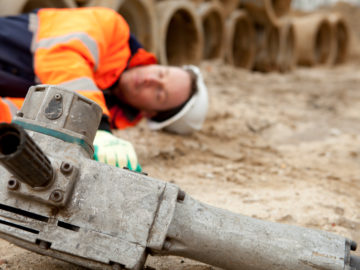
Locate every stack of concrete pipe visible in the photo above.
<box><xmin>292</xmin><ymin>12</ymin><xmax>350</xmax><ymax>67</ymax></box>
<box><xmin>233</xmin><ymin>0</ymin><xmax>350</xmax><ymax>70</ymax></box>
<box><xmin>225</xmin><ymin>9</ymin><xmax>255</xmax><ymax>69</ymax></box>
<box><xmin>327</xmin><ymin>13</ymin><xmax>349</xmax><ymax>65</ymax></box>
<box><xmin>292</xmin><ymin>13</ymin><xmax>332</xmax><ymax>66</ymax></box>
<box><xmin>276</xmin><ymin>18</ymin><xmax>297</xmax><ymax>71</ymax></box>
<box><xmin>239</xmin><ymin>0</ymin><xmax>295</xmax><ymax>72</ymax></box>
<box><xmin>0</xmin><ymin>0</ymin><xmax>351</xmax><ymax>71</ymax></box>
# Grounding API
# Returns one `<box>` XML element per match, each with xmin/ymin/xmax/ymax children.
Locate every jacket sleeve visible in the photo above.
<box><xmin>35</xmin><ymin>39</ymin><xmax>110</xmax><ymax>116</ymax></box>
<box><xmin>0</xmin><ymin>98</ymin><xmax>22</xmax><ymax>123</ymax></box>
<box><xmin>33</xmin><ymin>8</ymin><xmax>132</xmax><ymax>117</ymax></box>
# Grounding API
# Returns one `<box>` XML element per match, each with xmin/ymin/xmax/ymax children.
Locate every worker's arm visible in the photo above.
<box><xmin>33</xmin><ymin>7</ymin><xmax>133</xmax><ymax>116</ymax></box>
<box><xmin>33</xmin><ymin>8</ymin><xmax>144</xmax><ymax>170</ymax></box>
<box><xmin>35</xmin><ymin>41</ymin><xmax>140</xmax><ymax>171</ymax></box>
<box><xmin>34</xmin><ymin>42</ymin><xmax>110</xmax><ymax>116</ymax></box>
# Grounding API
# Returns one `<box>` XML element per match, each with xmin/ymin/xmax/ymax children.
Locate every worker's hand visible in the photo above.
<box><xmin>93</xmin><ymin>130</ymin><xmax>142</xmax><ymax>172</ymax></box>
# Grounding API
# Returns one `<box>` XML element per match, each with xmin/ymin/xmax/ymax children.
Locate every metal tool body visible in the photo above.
<box><xmin>0</xmin><ymin>85</ymin><xmax>359</xmax><ymax>270</ymax></box>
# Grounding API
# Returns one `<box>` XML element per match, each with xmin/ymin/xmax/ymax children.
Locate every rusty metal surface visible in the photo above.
<box><xmin>162</xmin><ymin>195</ymin><xmax>351</xmax><ymax>270</ymax></box>
<box><xmin>0</xmin><ymin>140</ymin><xmax>179</xmax><ymax>269</ymax></box>
<box><xmin>6</xmin><ymin>157</ymin><xmax>79</xmax><ymax>208</ymax></box>
<box><xmin>0</xmin><ymin>85</ymin><xmax>358</xmax><ymax>270</ymax></box>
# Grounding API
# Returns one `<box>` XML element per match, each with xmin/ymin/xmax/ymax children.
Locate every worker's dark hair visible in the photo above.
<box><xmin>185</xmin><ymin>68</ymin><xmax>198</xmax><ymax>98</ymax></box>
<box><xmin>150</xmin><ymin>68</ymin><xmax>198</xmax><ymax>123</ymax></box>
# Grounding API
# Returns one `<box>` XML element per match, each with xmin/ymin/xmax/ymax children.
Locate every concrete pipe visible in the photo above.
<box><xmin>0</xmin><ymin>0</ymin><xmax>76</xmax><ymax>15</ymax></box>
<box><xmin>293</xmin><ymin>13</ymin><xmax>332</xmax><ymax>66</ymax></box>
<box><xmin>78</xmin><ymin>0</ymin><xmax>157</xmax><ymax>53</ymax></box>
<box><xmin>253</xmin><ymin>24</ymin><xmax>280</xmax><ymax>72</ymax></box>
<box><xmin>73</xmin><ymin>0</ymin><xmax>119</xmax><ymax>8</ymax></box>
<box><xmin>198</xmin><ymin>0</ymin><xmax>226</xmax><ymax>60</ymax></box>
<box><xmin>0</xmin><ymin>0</ymin><xmax>27</xmax><ymax>16</ymax></box>
<box><xmin>156</xmin><ymin>1</ymin><xmax>203</xmax><ymax>66</ymax></box>
<box><xmin>21</xmin><ymin>0</ymin><xmax>76</xmax><ymax>13</ymax></box>
<box><xmin>116</xmin><ymin>0</ymin><xmax>157</xmax><ymax>54</ymax></box>
<box><xmin>276</xmin><ymin>18</ymin><xmax>297</xmax><ymax>72</ymax></box>
<box><xmin>327</xmin><ymin>13</ymin><xmax>349</xmax><ymax>65</ymax></box>
<box><xmin>218</xmin><ymin>0</ymin><xmax>240</xmax><ymax>17</ymax></box>
<box><xmin>225</xmin><ymin>10</ymin><xmax>255</xmax><ymax>69</ymax></box>
<box><xmin>155</xmin><ymin>0</ymin><xmax>205</xmax><ymax>6</ymax></box>
<box><xmin>190</xmin><ymin>0</ymin><xmax>205</xmax><ymax>6</ymax></box>
<box><xmin>240</xmin><ymin>0</ymin><xmax>292</xmax><ymax>26</ymax></box>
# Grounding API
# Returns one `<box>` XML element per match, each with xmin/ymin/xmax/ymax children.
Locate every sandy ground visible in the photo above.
<box><xmin>1</xmin><ymin>3</ymin><xmax>360</xmax><ymax>266</ymax></box>
<box><xmin>1</xmin><ymin>60</ymin><xmax>360</xmax><ymax>269</ymax></box>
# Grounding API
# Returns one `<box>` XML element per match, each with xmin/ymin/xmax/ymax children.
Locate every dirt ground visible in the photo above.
<box><xmin>2</xmin><ymin>5</ymin><xmax>360</xmax><ymax>270</ymax></box>
<box><xmin>1</xmin><ymin>61</ymin><xmax>360</xmax><ymax>270</ymax></box>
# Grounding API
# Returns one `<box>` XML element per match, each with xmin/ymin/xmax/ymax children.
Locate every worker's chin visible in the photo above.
<box><xmin>142</xmin><ymin>110</ymin><xmax>157</xmax><ymax>118</ymax></box>
<box><xmin>121</xmin><ymin>93</ymin><xmax>140</xmax><ymax>109</ymax></box>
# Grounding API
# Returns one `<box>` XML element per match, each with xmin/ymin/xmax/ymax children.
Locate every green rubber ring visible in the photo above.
<box><xmin>13</xmin><ymin>120</ymin><xmax>93</xmax><ymax>155</ymax></box>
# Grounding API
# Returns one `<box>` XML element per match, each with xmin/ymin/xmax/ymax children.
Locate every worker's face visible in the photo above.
<box><xmin>116</xmin><ymin>65</ymin><xmax>191</xmax><ymax>116</ymax></box>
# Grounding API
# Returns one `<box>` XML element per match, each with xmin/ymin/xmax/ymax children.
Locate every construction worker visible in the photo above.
<box><xmin>0</xmin><ymin>7</ymin><xmax>208</xmax><ymax>171</ymax></box>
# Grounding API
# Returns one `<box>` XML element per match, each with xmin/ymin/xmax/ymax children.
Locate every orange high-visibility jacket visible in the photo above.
<box><xmin>2</xmin><ymin>7</ymin><xmax>156</xmax><ymax>127</ymax></box>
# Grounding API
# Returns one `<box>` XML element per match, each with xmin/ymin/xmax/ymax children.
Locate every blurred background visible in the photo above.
<box><xmin>293</xmin><ymin>0</ymin><xmax>360</xmax><ymax>11</ymax></box>
<box><xmin>0</xmin><ymin>0</ymin><xmax>359</xmax><ymax>72</ymax></box>
<box><xmin>1</xmin><ymin>1</ymin><xmax>360</xmax><ymax>270</ymax></box>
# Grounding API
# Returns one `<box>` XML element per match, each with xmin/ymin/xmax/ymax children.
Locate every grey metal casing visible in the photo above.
<box><xmin>0</xmin><ymin>85</ymin><xmax>358</xmax><ymax>270</ymax></box>
<box><xmin>0</xmin><ymin>143</ymin><xmax>179</xmax><ymax>269</ymax></box>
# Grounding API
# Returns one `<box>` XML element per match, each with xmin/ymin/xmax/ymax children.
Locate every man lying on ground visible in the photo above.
<box><xmin>0</xmin><ymin>7</ymin><xmax>208</xmax><ymax>171</ymax></box>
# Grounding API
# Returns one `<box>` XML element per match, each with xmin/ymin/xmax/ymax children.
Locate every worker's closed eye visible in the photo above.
<box><xmin>156</xmin><ymin>88</ymin><xmax>166</xmax><ymax>103</ymax></box>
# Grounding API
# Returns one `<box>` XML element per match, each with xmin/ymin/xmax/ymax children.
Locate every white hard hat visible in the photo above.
<box><xmin>147</xmin><ymin>65</ymin><xmax>208</xmax><ymax>135</ymax></box>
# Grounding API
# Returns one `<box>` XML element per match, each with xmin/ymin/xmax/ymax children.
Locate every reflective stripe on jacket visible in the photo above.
<box><xmin>33</xmin><ymin>7</ymin><xmax>156</xmax><ymax>122</ymax></box>
<box><xmin>0</xmin><ymin>8</ymin><xmax>157</xmax><ymax>128</ymax></box>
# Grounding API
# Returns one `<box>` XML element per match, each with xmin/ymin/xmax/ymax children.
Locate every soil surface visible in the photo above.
<box><xmin>1</xmin><ymin>61</ymin><xmax>360</xmax><ymax>270</ymax></box>
<box><xmin>1</xmin><ymin>5</ymin><xmax>360</xmax><ymax>270</ymax></box>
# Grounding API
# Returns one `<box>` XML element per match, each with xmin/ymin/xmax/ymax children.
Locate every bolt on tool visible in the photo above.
<box><xmin>0</xmin><ymin>85</ymin><xmax>359</xmax><ymax>270</ymax></box>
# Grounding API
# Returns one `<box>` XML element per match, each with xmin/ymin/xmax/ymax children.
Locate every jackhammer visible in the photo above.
<box><xmin>0</xmin><ymin>85</ymin><xmax>359</xmax><ymax>270</ymax></box>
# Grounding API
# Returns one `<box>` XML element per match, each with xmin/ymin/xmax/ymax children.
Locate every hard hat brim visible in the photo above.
<box><xmin>147</xmin><ymin>65</ymin><xmax>208</xmax><ymax>134</ymax></box>
<box><xmin>147</xmin><ymin>94</ymin><xmax>197</xmax><ymax>130</ymax></box>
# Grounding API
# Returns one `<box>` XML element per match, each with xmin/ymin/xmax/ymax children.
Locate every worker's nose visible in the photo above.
<box><xmin>143</xmin><ymin>74</ymin><xmax>159</xmax><ymax>86</ymax></box>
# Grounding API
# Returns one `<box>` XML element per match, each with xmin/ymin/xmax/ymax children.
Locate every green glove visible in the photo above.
<box><xmin>93</xmin><ymin>130</ymin><xmax>142</xmax><ymax>172</ymax></box>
